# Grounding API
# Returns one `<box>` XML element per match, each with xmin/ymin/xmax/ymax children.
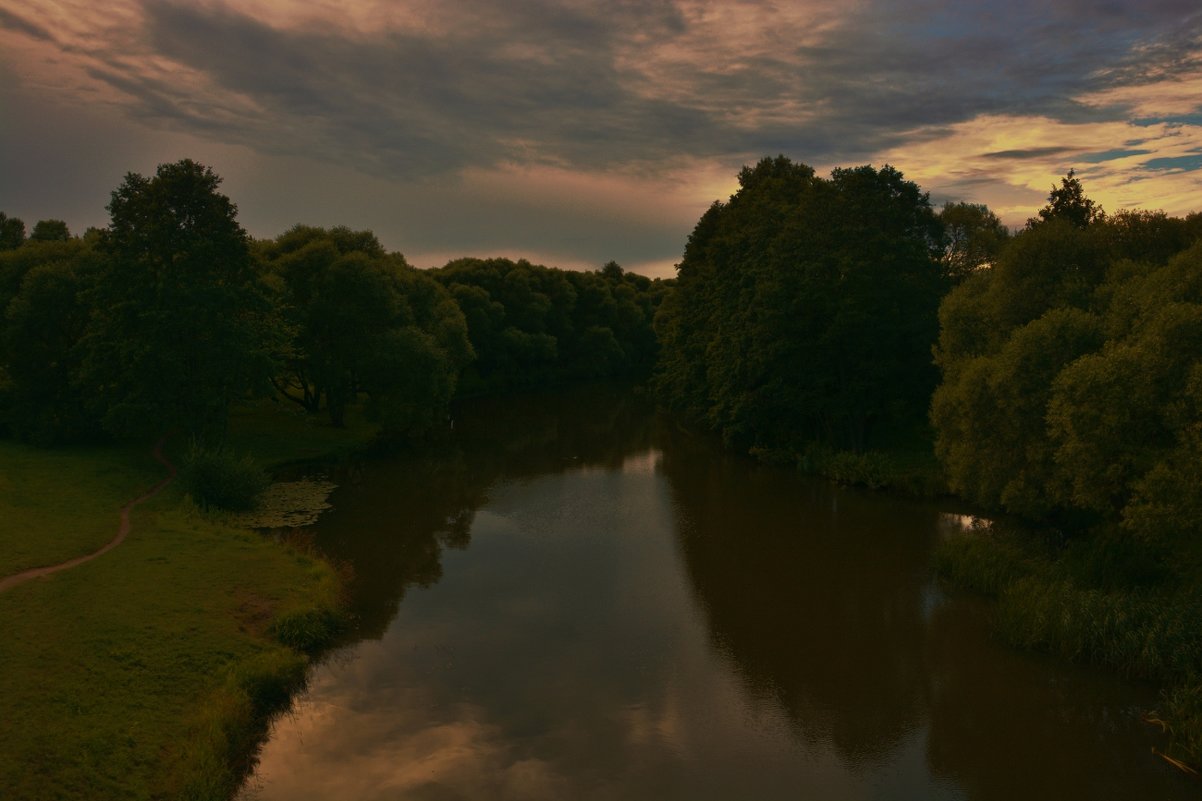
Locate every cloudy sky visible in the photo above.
<box><xmin>1</xmin><ymin>1</ymin><xmax>1200</xmax><ymax>277</ymax></box>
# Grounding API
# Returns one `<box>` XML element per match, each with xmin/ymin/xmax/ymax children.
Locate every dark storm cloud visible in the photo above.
<box><xmin>775</xmin><ymin>1</ymin><xmax>1201</xmax><ymax>153</ymax></box>
<box><xmin>981</xmin><ymin>147</ymin><xmax>1076</xmax><ymax>160</ymax></box>
<box><xmin>48</xmin><ymin>0</ymin><xmax>1200</xmax><ymax>180</ymax></box>
<box><xmin>127</xmin><ymin>0</ymin><xmax>714</xmax><ymax>177</ymax></box>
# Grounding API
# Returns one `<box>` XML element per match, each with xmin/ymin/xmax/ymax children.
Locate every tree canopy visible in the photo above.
<box><xmin>430</xmin><ymin>256</ymin><xmax>663</xmax><ymax>395</ymax></box>
<box><xmin>79</xmin><ymin>159</ymin><xmax>279</xmax><ymax>440</ymax></box>
<box><xmin>257</xmin><ymin>225</ymin><xmax>473</xmax><ymax>431</ymax></box>
<box><xmin>655</xmin><ymin>156</ymin><xmax>946</xmax><ymax>452</ymax></box>
<box><xmin>1033</xmin><ymin>168</ymin><xmax>1103</xmax><ymax>229</ymax></box>
<box><xmin>932</xmin><ymin>174</ymin><xmax>1202</xmax><ymax>534</ymax></box>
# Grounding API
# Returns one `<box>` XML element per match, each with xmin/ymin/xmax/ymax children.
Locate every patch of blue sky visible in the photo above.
<box><xmin>1142</xmin><ymin>154</ymin><xmax>1202</xmax><ymax>172</ymax></box>
<box><xmin>1131</xmin><ymin>113</ymin><xmax>1202</xmax><ymax>128</ymax></box>
<box><xmin>1080</xmin><ymin>148</ymin><xmax>1151</xmax><ymax>163</ymax></box>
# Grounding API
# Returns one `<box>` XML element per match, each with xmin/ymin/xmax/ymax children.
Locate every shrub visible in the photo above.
<box><xmin>269</xmin><ymin>605</ymin><xmax>347</xmax><ymax>654</ymax></box>
<box><xmin>180</xmin><ymin>444</ymin><xmax>269</xmax><ymax>511</ymax></box>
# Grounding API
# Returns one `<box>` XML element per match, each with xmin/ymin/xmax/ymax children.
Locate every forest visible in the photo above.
<box><xmin>0</xmin><ymin>161</ymin><xmax>665</xmax><ymax>450</ymax></box>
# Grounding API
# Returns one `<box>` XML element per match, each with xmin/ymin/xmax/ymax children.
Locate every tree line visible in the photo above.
<box><xmin>0</xmin><ymin>160</ymin><xmax>665</xmax><ymax>446</ymax></box>
<box><xmin>655</xmin><ymin>156</ymin><xmax>948</xmax><ymax>453</ymax></box>
<box><xmin>6</xmin><ymin>155</ymin><xmax>1202</xmax><ymax>544</ymax></box>
<box><xmin>933</xmin><ymin>173</ymin><xmax>1202</xmax><ymax>537</ymax></box>
<box><xmin>655</xmin><ymin>156</ymin><xmax>1202</xmax><ymax>541</ymax></box>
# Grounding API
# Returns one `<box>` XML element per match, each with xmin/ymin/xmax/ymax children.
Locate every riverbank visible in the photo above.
<box><xmin>936</xmin><ymin>521</ymin><xmax>1202</xmax><ymax>771</ymax></box>
<box><xmin>0</xmin><ymin>401</ymin><xmax>378</xmax><ymax>800</ymax></box>
<box><xmin>748</xmin><ymin>430</ymin><xmax>1202</xmax><ymax>771</ymax></box>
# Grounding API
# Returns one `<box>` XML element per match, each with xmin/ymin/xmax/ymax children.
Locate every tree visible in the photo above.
<box><xmin>939</xmin><ymin>202</ymin><xmax>1011</xmax><ymax>281</ymax></box>
<box><xmin>932</xmin><ymin>307</ymin><xmax>1103</xmax><ymax>516</ymax></box>
<box><xmin>1033</xmin><ymin>169</ymin><xmax>1103</xmax><ymax>228</ymax></box>
<box><xmin>431</xmin><ymin>256</ymin><xmax>661</xmax><ymax>394</ymax></box>
<box><xmin>80</xmin><ymin>159</ymin><xmax>279</xmax><ymax>440</ymax></box>
<box><xmin>932</xmin><ymin>195</ymin><xmax>1202</xmax><ymax>530</ymax></box>
<box><xmin>0</xmin><ymin>238</ymin><xmax>101</xmax><ymax>442</ymax></box>
<box><xmin>259</xmin><ymin>225</ymin><xmax>472</xmax><ymax>429</ymax></box>
<box><xmin>0</xmin><ymin>212</ymin><xmax>25</xmax><ymax>250</ymax></box>
<box><xmin>29</xmin><ymin>219</ymin><xmax>71</xmax><ymax>242</ymax></box>
<box><xmin>656</xmin><ymin>157</ymin><xmax>945</xmax><ymax>451</ymax></box>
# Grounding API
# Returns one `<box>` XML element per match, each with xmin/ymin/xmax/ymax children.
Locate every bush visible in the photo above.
<box><xmin>180</xmin><ymin>444</ymin><xmax>269</xmax><ymax>511</ymax></box>
<box><xmin>269</xmin><ymin>605</ymin><xmax>347</xmax><ymax>654</ymax></box>
<box><xmin>799</xmin><ymin>444</ymin><xmax>945</xmax><ymax>496</ymax></box>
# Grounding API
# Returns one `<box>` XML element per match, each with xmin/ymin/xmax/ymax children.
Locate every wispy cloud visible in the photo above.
<box><xmin>1</xmin><ymin>0</ymin><xmax>1200</xmax><ymax>271</ymax></box>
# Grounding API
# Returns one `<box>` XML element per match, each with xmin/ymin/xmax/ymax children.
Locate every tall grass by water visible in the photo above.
<box><xmin>936</xmin><ymin>525</ymin><xmax>1202</xmax><ymax>765</ymax></box>
<box><xmin>180</xmin><ymin>443</ymin><xmax>270</xmax><ymax>511</ymax></box>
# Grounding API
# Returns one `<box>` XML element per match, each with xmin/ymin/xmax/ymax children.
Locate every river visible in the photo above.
<box><xmin>237</xmin><ymin>386</ymin><xmax>1193</xmax><ymax>801</ymax></box>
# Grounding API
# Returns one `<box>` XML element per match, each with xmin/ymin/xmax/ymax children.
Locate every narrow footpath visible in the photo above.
<box><xmin>0</xmin><ymin>436</ymin><xmax>176</xmax><ymax>594</ymax></box>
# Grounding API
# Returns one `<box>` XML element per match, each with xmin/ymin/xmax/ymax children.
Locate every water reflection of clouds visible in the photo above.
<box><xmin>243</xmin><ymin>405</ymin><xmax>1196</xmax><ymax>801</ymax></box>
<box><xmin>244</xmin><ymin>690</ymin><xmax>570</xmax><ymax>800</ymax></box>
<box><xmin>244</xmin><ymin>464</ymin><xmax>879</xmax><ymax>800</ymax></box>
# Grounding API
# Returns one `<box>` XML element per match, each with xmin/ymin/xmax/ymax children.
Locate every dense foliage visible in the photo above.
<box><xmin>430</xmin><ymin>257</ymin><xmax>664</xmax><ymax>395</ymax></box>
<box><xmin>932</xmin><ymin>177</ymin><xmax>1202</xmax><ymax>532</ymax></box>
<box><xmin>655</xmin><ymin>156</ymin><xmax>946</xmax><ymax>452</ymax></box>
<box><xmin>0</xmin><ymin>160</ymin><xmax>666</xmax><ymax>447</ymax></box>
<box><xmin>257</xmin><ymin>225</ymin><xmax>472</xmax><ymax>431</ymax></box>
<box><xmin>83</xmin><ymin>161</ymin><xmax>282</xmax><ymax>440</ymax></box>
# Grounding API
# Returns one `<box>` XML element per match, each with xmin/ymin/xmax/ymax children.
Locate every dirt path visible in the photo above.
<box><xmin>0</xmin><ymin>436</ymin><xmax>176</xmax><ymax>595</ymax></box>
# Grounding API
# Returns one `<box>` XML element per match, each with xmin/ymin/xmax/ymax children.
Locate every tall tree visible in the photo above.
<box><xmin>29</xmin><ymin>219</ymin><xmax>71</xmax><ymax>242</ymax></box>
<box><xmin>259</xmin><ymin>225</ymin><xmax>472</xmax><ymax>430</ymax></box>
<box><xmin>0</xmin><ymin>238</ymin><xmax>102</xmax><ymax>442</ymax></box>
<box><xmin>80</xmin><ymin>159</ymin><xmax>279</xmax><ymax>440</ymax></box>
<box><xmin>1034</xmin><ymin>169</ymin><xmax>1103</xmax><ymax>228</ymax></box>
<box><xmin>0</xmin><ymin>212</ymin><xmax>25</xmax><ymax>250</ymax></box>
<box><xmin>939</xmin><ymin>202</ymin><xmax>1011</xmax><ymax>282</ymax></box>
<box><xmin>656</xmin><ymin>157</ymin><xmax>945</xmax><ymax>451</ymax></box>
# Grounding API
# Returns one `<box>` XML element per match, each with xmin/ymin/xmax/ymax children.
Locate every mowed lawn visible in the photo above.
<box><xmin>0</xmin><ymin>405</ymin><xmax>377</xmax><ymax>800</ymax></box>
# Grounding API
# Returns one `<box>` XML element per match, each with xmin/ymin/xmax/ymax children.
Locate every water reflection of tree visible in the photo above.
<box><xmin>923</xmin><ymin>597</ymin><xmax>1192</xmax><ymax>801</ymax></box>
<box><xmin>659</xmin><ymin>425</ymin><xmax>938</xmax><ymax>769</ymax></box>
<box><xmin>311</xmin><ymin>382</ymin><xmax>657</xmax><ymax>640</ymax></box>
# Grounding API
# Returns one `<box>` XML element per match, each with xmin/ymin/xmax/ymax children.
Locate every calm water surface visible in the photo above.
<box><xmin>239</xmin><ymin>388</ymin><xmax>1193</xmax><ymax>801</ymax></box>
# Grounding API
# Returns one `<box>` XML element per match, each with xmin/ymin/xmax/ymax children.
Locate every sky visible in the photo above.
<box><xmin>1</xmin><ymin>1</ymin><xmax>1200</xmax><ymax>278</ymax></box>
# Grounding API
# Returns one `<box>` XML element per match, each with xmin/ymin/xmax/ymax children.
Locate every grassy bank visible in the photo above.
<box><xmin>746</xmin><ymin>422</ymin><xmax>1201</xmax><ymax>769</ymax></box>
<box><xmin>0</xmin><ymin>401</ymin><xmax>378</xmax><ymax>800</ymax></box>
<box><xmin>936</xmin><ymin>525</ymin><xmax>1202</xmax><ymax>768</ymax></box>
<box><xmin>749</xmin><ymin>427</ymin><xmax>947</xmax><ymax>498</ymax></box>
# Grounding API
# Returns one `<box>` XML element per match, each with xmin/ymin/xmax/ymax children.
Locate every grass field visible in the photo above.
<box><xmin>0</xmin><ymin>442</ymin><xmax>159</xmax><ymax>575</ymax></box>
<box><xmin>0</xmin><ymin>403</ymin><xmax>377</xmax><ymax>800</ymax></box>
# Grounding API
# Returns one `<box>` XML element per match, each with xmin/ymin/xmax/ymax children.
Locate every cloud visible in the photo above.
<box><xmin>8</xmin><ymin>0</ymin><xmax>1197</xmax><ymax>182</ymax></box>
<box><xmin>0</xmin><ymin>7</ymin><xmax>52</xmax><ymax>40</ymax></box>
<box><xmin>879</xmin><ymin>113</ymin><xmax>1202</xmax><ymax>224</ymax></box>
<box><xmin>1</xmin><ymin>0</ymin><xmax>1200</xmax><ymax>271</ymax></box>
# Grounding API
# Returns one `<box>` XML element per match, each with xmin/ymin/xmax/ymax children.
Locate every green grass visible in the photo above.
<box><xmin>0</xmin><ymin>441</ymin><xmax>160</xmax><ymax>575</ymax></box>
<box><xmin>0</xmin><ymin>402</ymin><xmax>378</xmax><ymax>800</ymax></box>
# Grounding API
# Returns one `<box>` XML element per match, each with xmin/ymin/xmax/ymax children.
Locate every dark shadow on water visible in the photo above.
<box><xmin>659</xmin><ymin>422</ymin><xmax>935</xmax><ymax>767</ymax></box>
<box><xmin>308</xmin><ymin>382</ymin><xmax>657</xmax><ymax>638</ymax></box>
<box><xmin>266</xmin><ymin>385</ymin><xmax>1195</xmax><ymax>801</ymax></box>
